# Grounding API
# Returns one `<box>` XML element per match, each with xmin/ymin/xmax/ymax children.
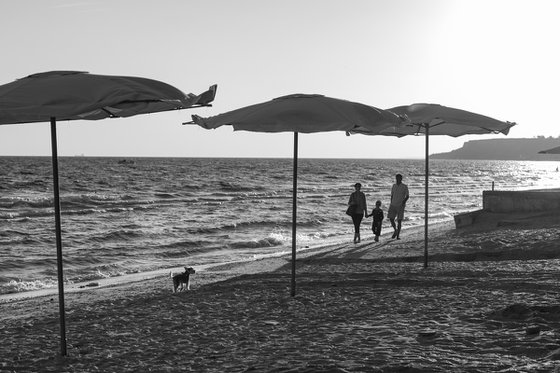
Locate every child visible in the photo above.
<box><xmin>367</xmin><ymin>200</ymin><xmax>384</xmax><ymax>242</ymax></box>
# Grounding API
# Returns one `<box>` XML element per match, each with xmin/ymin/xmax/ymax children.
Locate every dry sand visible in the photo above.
<box><xmin>2</xmin><ymin>212</ymin><xmax>560</xmax><ymax>372</ymax></box>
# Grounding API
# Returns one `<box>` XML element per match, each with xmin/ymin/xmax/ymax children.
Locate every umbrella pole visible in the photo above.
<box><xmin>424</xmin><ymin>126</ymin><xmax>429</xmax><ymax>268</ymax></box>
<box><xmin>50</xmin><ymin>117</ymin><xmax>67</xmax><ymax>356</ymax></box>
<box><xmin>291</xmin><ymin>132</ymin><xmax>298</xmax><ymax>297</ymax></box>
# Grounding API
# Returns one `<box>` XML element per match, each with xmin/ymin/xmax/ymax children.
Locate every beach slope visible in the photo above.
<box><xmin>2</xmin><ymin>212</ymin><xmax>560</xmax><ymax>372</ymax></box>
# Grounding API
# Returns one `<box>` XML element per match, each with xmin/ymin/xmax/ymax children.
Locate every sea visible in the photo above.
<box><xmin>2</xmin><ymin>156</ymin><xmax>560</xmax><ymax>295</ymax></box>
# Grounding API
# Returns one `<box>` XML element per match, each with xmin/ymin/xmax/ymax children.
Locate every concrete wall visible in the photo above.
<box><xmin>483</xmin><ymin>190</ymin><xmax>560</xmax><ymax>213</ymax></box>
<box><xmin>454</xmin><ymin>209</ymin><xmax>484</xmax><ymax>228</ymax></box>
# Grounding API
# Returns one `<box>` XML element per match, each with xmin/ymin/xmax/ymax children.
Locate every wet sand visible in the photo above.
<box><xmin>2</xmin><ymin>211</ymin><xmax>560</xmax><ymax>372</ymax></box>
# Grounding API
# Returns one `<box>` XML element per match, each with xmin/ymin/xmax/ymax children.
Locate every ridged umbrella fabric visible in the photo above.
<box><xmin>0</xmin><ymin>71</ymin><xmax>216</xmax><ymax>124</ymax></box>
<box><xmin>192</xmin><ymin>93</ymin><xmax>402</xmax><ymax>133</ymax></box>
<box><xmin>382</xmin><ymin>103</ymin><xmax>515</xmax><ymax>136</ymax></box>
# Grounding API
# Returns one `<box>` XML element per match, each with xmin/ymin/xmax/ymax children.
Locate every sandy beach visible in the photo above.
<box><xmin>2</xmin><ymin>211</ymin><xmax>560</xmax><ymax>372</ymax></box>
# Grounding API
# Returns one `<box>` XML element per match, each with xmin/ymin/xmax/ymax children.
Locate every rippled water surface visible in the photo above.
<box><xmin>2</xmin><ymin>156</ymin><xmax>560</xmax><ymax>294</ymax></box>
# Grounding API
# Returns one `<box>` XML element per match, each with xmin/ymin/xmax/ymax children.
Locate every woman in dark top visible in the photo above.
<box><xmin>348</xmin><ymin>183</ymin><xmax>367</xmax><ymax>243</ymax></box>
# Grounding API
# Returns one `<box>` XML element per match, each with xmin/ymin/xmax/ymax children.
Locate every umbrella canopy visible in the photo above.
<box><xmin>192</xmin><ymin>93</ymin><xmax>401</xmax><ymax>132</ymax></box>
<box><xmin>380</xmin><ymin>103</ymin><xmax>515</xmax><ymax>137</ymax></box>
<box><xmin>0</xmin><ymin>70</ymin><xmax>216</xmax><ymax>124</ymax></box>
<box><xmin>354</xmin><ymin>103</ymin><xmax>515</xmax><ymax>268</ymax></box>
<box><xmin>0</xmin><ymin>70</ymin><xmax>217</xmax><ymax>356</ymax></box>
<box><xmin>188</xmin><ymin>93</ymin><xmax>404</xmax><ymax>297</ymax></box>
<box><xmin>539</xmin><ymin>145</ymin><xmax>560</xmax><ymax>154</ymax></box>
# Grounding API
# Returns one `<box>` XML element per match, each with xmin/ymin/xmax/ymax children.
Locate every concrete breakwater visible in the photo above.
<box><xmin>483</xmin><ymin>188</ymin><xmax>560</xmax><ymax>213</ymax></box>
<box><xmin>454</xmin><ymin>188</ymin><xmax>560</xmax><ymax>228</ymax></box>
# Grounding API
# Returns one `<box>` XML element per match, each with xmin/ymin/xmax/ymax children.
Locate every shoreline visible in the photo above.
<box><xmin>0</xmin><ymin>218</ymin><xmax>450</xmax><ymax>304</ymax></box>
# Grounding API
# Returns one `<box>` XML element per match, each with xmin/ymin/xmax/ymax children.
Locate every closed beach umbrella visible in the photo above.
<box><xmin>355</xmin><ymin>103</ymin><xmax>515</xmax><ymax>267</ymax></box>
<box><xmin>187</xmin><ymin>93</ymin><xmax>404</xmax><ymax>296</ymax></box>
<box><xmin>0</xmin><ymin>70</ymin><xmax>217</xmax><ymax>356</ymax></box>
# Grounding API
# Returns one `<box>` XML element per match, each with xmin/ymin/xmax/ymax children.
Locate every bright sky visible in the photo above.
<box><xmin>0</xmin><ymin>0</ymin><xmax>558</xmax><ymax>158</ymax></box>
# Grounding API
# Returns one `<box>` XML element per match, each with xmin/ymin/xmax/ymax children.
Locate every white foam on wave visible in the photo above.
<box><xmin>2</xmin><ymin>278</ymin><xmax>58</xmax><ymax>293</ymax></box>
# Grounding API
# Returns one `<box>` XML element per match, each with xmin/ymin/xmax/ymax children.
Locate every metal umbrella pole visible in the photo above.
<box><xmin>50</xmin><ymin>117</ymin><xmax>67</xmax><ymax>356</ymax></box>
<box><xmin>424</xmin><ymin>124</ymin><xmax>429</xmax><ymax>268</ymax></box>
<box><xmin>291</xmin><ymin>132</ymin><xmax>298</xmax><ymax>297</ymax></box>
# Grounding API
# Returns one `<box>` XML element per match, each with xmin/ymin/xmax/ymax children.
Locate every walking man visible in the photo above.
<box><xmin>388</xmin><ymin>174</ymin><xmax>409</xmax><ymax>239</ymax></box>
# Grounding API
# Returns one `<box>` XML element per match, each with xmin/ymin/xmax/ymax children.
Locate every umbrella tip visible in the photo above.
<box><xmin>196</xmin><ymin>84</ymin><xmax>218</xmax><ymax>106</ymax></box>
<box><xmin>183</xmin><ymin>114</ymin><xmax>202</xmax><ymax>125</ymax></box>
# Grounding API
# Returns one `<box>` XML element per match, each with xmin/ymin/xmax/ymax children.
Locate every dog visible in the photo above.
<box><xmin>170</xmin><ymin>267</ymin><xmax>196</xmax><ymax>293</ymax></box>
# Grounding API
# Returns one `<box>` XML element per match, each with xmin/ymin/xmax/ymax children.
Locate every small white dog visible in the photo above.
<box><xmin>170</xmin><ymin>267</ymin><xmax>196</xmax><ymax>293</ymax></box>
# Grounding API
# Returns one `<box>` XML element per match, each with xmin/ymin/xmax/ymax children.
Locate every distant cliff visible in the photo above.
<box><xmin>431</xmin><ymin>137</ymin><xmax>560</xmax><ymax>161</ymax></box>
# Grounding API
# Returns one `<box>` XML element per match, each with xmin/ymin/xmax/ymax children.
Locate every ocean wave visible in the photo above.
<box><xmin>89</xmin><ymin>229</ymin><xmax>143</xmax><ymax>243</ymax></box>
<box><xmin>0</xmin><ymin>209</ymin><xmax>52</xmax><ymax>220</ymax></box>
<box><xmin>0</xmin><ymin>278</ymin><xmax>58</xmax><ymax>294</ymax></box>
<box><xmin>0</xmin><ymin>196</ymin><xmax>52</xmax><ymax>209</ymax></box>
<box><xmin>218</xmin><ymin>181</ymin><xmax>266</xmax><ymax>192</ymax></box>
<box><xmin>182</xmin><ymin>218</ymin><xmax>324</xmax><ymax>236</ymax></box>
<box><xmin>153</xmin><ymin>243</ymin><xmax>224</xmax><ymax>260</ymax></box>
<box><xmin>0</xmin><ymin>258</ymin><xmax>33</xmax><ymax>271</ymax></box>
<box><xmin>0</xmin><ymin>206</ymin><xmax>143</xmax><ymax>220</ymax></box>
<box><xmin>64</xmin><ymin>208</ymin><xmax>109</xmax><ymax>216</ymax></box>
<box><xmin>0</xmin><ymin>193</ymin><xmax>154</xmax><ymax>211</ymax></box>
<box><xmin>0</xmin><ymin>234</ymin><xmax>42</xmax><ymax>245</ymax></box>
<box><xmin>155</xmin><ymin>239</ymin><xmax>213</xmax><ymax>251</ymax></box>
<box><xmin>3</xmin><ymin>180</ymin><xmax>49</xmax><ymax>191</ymax></box>
<box><xmin>154</xmin><ymin>192</ymin><xmax>179</xmax><ymax>199</ymax></box>
<box><xmin>231</xmin><ymin>194</ymin><xmax>289</xmax><ymax>202</ymax></box>
<box><xmin>63</xmin><ymin>194</ymin><xmax>141</xmax><ymax>207</ymax></box>
<box><xmin>428</xmin><ymin>211</ymin><xmax>454</xmax><ymax>220</ymax></box>
<box><xmin>228</xmin><ymin>235</ymin><xmax>285</xmax><ymax>249</ymax></box>
<box><xmin>0</xmin><ymin>228</ymin><xmax>33</xmax><ymax>237</ymax></box>
<box><xmin>75</xmin><ymin>267</ymin><xmax>119</xmax><ymax>281</ymax></box>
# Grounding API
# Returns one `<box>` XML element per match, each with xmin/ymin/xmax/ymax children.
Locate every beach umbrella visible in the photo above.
<box><xmin>538</xmin><ymin>145</ymin><xmax>560</xmax><ymax>154</ymax></box>
<box><xmin>0</xmin><ymin>70</ymin><xmax>217</xmax><ymax>356</ymax></box>
<box><xmin>186</xmin><ymin>93</ymin><xmax>404</xmax><ymax>296</ymax></box>
<box><xmin>354</xmin><ymin>103</ymin><xmax>515</xmax><ymax>268</ymax></box>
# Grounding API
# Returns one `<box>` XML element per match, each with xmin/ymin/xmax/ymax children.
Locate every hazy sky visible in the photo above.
<box><xmin>1</xmin><ymin>0</ymin><xmax>558</xmax><ymax>158</ymax></box>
